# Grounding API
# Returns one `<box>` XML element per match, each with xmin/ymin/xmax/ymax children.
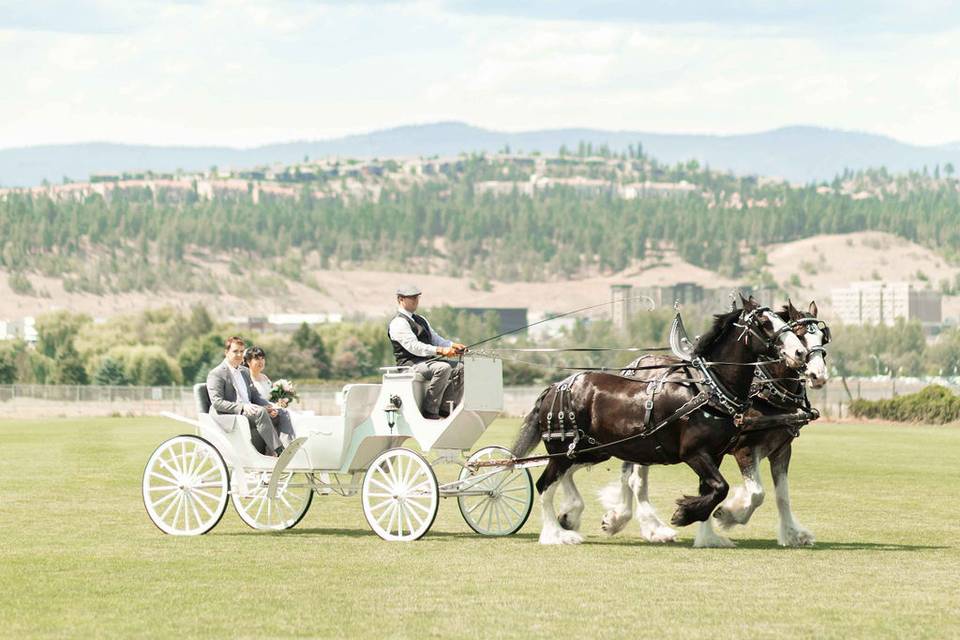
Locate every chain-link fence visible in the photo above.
<box><xmin>2</xmin><ymin>377</ymin><xmax>958</xmax><ymax>419</ymax></box>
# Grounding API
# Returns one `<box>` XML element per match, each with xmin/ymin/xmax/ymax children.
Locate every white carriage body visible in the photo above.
<box><xmin>145</xmin><ymin>355</ymin><xmax>534</xmax><ymax>540</ymax></box>
<box><xmin>194</xmin><ymin>355</ymin><xmax>503</xmax><ymax>475</ymax></box>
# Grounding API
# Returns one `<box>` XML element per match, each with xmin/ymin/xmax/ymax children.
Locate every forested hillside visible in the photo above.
<box><xmin>2</xmin><ymin>155</ymin><xmax>959</xmax><ymax>297</ymax></box>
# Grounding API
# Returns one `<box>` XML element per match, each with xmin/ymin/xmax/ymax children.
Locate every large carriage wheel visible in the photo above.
<box><xmin>457</xmin><ymin>445</ymin><xmax>533</xmax><ymax>536</ymax></box>
<box><xmin>362</xmin><ymin>448</ymin><xmax>439</xmax><ymax>541</ymax></box>
<box><xmin>232</xmin><ymin>471</ymin><xmax>313</xmax><ymax>531</ymax></box>
<box><xmin>142</xmin><ymin>435</ymin><xmax>229</xmax><ymax>536</ymax></box>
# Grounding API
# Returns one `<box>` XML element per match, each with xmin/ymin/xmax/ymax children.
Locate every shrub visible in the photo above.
<box><xmin>849</xmin><ymin>385</ymin><xmax>960</xmax><ymax>424</ymax></box>
<box><xmin>9</xmin><ymin>272</ymin><xmax>36</xmax><ymax>296</ymax></box>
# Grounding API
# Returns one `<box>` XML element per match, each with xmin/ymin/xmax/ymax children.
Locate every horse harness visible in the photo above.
<box><xmin>540</xmin><ymin>355</ymin><xmax>753</xmax><ymax>461</ymax></box>
<box><xmin>531</xmin><ymin>307</ymin><xmax>827</xmax><ymax>463</ymax></box>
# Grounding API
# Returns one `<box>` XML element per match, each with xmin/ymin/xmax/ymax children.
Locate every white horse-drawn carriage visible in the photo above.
<box><xmin>142</xmin><ymin>356</ymin><xmax>534</xmax><ymax>541</ymax></box>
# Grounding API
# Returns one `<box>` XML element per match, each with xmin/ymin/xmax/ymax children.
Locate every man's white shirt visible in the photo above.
<box><xmin>226</xmin><ymin>360</ymin><xmax>251</xmax><ymax>404</ymax></box>
<box><xmin>388</xmin><ymin>307</ymin><xmax>452</xmax><ymax>358</ymax></box>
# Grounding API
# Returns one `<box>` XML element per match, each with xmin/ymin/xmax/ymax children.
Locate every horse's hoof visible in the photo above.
<box><xmin>540</xmin><ymin>527</ymin><xmax>584</xmax><ymax>545</ymax></box>
<box><xmin>646</xmin><ymin>526</ymin><xmax>678</xmax><ymax>543</ymax></box>
<box><xmin>600</xmin><ymin>510</ymin><xmax>630</xmax><ymax>536</ymax></box>
<box><xmin>779</xmin><ymin>526</ymin><xmax>815</xmax><ymax>547</ymax></box>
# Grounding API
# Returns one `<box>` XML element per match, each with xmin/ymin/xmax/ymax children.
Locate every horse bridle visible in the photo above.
<box><xmin>783</xmin><ymin>317</ymin><xmax>831</xmax><ymax>363</ymax></box>
<box><xmin>733</xmin><ymin>306</ymin><xmax>799</xmax><ymax>357</ymax></box>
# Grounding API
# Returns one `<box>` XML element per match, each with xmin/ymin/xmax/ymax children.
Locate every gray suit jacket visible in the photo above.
<box><xmin>206</xmin><ymin>360</ymin><xmax>270</xmax><ymax>415</ymax></box>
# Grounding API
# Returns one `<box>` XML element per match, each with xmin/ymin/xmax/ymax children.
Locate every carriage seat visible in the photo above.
<box><xmin>193</xmin><ymin>383</ymin><xmax>267</xmax><ymax>453</ymax></box>
<box><xmin>193</xmin><ymin>383</ymin><xmax>212</xmax><ymax>414</ymax></box>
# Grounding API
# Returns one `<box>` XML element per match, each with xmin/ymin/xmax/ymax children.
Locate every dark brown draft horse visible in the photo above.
<box><xmin>600</xmin><ymin>301</ymin><xmax>831</xmax><ymax>547</ymax></box>
<box><xmin>512</xmin><ymin>298</ymin><xmax>808</xmax><ymax>544</ymax></box>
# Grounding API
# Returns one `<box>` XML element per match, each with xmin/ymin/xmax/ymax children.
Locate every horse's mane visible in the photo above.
<box><xmin>693</xmin><ymin>308</ymin><xmax>742</xmax><ymax>356</ymax></box>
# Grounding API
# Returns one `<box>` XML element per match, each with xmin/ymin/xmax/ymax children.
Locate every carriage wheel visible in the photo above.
<box><xmin>232</xmin><ymin>471</ymin><xmax>313</xmax><ymax>531</ymax></box>
<box><xmin>362</xmin><ymin>448</ymin><xmax>439</xmax><ymax>541</ymax></box>
<box><xmin>458</xmin><ymin>446</ymin><xmax>533</xmax><ymax>536</ymax></box>
<box><xmin>142</xmin><ymin>435</ymin><xmax>229</xmax><ymax>536</ymax></box>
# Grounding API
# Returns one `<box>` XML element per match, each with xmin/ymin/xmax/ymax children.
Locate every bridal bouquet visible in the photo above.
<box><xmin>270</xmin><ymin>379</ymin><xmax>299</xmax><ymax>408</ymax></box>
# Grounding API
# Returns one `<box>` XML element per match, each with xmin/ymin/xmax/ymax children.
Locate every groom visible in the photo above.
<box><xmin>206</xmin><ymin>336</ymin><xmax>294</xmax><ymax>456</ymax></box>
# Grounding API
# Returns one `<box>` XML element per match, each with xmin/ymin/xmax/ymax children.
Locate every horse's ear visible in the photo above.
<box><xmin>808</xmin><ymin>300</ymin><xmax>819</xmax><ymax>317</ymax></box>
<box><xmin>738</xmin><ymin>292</ymin><xmax>749</xmax><ymax>307</ymax></box>
<box><xmin>742</xmin><ymin>294</ymin><xmax>758</xmax><ymax>310</ymax></box>
<box><xmin>786</xmin><ymin>298</ymin><xmax>801</xmax><ymax>320</ymax></box>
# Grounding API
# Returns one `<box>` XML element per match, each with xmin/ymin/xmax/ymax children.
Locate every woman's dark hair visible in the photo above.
<box><xmin>242</xmin><ymin>346</ymin><xmax>266</xmax><ymax>367</ymax></box>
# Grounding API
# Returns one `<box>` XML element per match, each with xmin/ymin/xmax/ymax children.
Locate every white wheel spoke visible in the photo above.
<box><xmin>405</xmin><ymin>503</ymin><xmax>426</xmax><ymax>528</ymax></box>
<box><xmin>187</xmin><ymin>494</ymin><xmax>204</xmax><ymax>527</ymax></box>
<box><xmin>252</xmin><ymin>494</ymin><xmax>267</xmax><ymax>522</ymax></box>
<box><xmin>150</xmin><ymin>470</ymin><xmax>178</xmax><ymax>486</ymax></box>
<box><xmin>150</xmin><ymin>488</ymin><xmax>179</xmax><ymax>507</ymax></box>
<box><xmin>163</xmin><ymin>450</ymin><xmax>183</xmax><ymax>477</ymax></box>
<box><xmin>401</xmin><ymin>505</ymin><xmax>415</xmax><ymax>535</ymax></box>
<box><xmin>368</xmin><ymin>497</ymin><xmax>394</xmax><ymax>513</ymax></box>
<box><xmin>500</xmin><ymin>485</ymin><xmax>530</xmax><ymax>493</ymax></box>
<box><xmin>191</xmin><ymin>493</ymin><xmax>216</xmax><ymax>518</ymax></box>
<box><xmin>405</xmin><ymin>498</ymin><xmax>431</xmax><ymax>516</ymax></box>
<box><xmin>192</xmin><ymin>487</ymin><xmax>222</xmax><ymax>502</ymax></box>
<box><xmin>159</xmin><ymin>491</ymin><xmax>181</xmax><ymax>523</ymax></box>
<box><xmin>367</xmin><ymin>476</ymin><xmax>394</xmax><ymax>494</ymax></box>
<box><xmin>466</xmin><ymin>497</ymin><xmax>489</xmax><ymax>515</ymax></box>
<box><xmin>500</xmin><ymin>496</ymin><xmax>522</xmax><ymax>519</ymax></box>
<box><xmin>195</xmin><ymin>465</ymin><xmax>223</xmax><ymax>481</ymax></box>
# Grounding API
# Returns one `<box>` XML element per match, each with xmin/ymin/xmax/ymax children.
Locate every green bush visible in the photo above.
<box><xmin>9</xmin><ymin>271</ymin><xmax>36</xmax><ymax>296</ymax></box>
<box><xmin>849</xmin><ymin>385</ymin><xmax>960</xmax><ymax>424</ymax></box>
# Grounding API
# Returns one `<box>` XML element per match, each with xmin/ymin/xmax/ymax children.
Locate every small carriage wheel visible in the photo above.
<box><xmin>362</xmin><ymin>448</ymin><xmax>439</xmax><ymax>541</ymax></box>
<box><xmin>232</xmin><ymin>471</ymin><xmax>313</xmax><ymax>531</ymax></box>
<box><xmin>457</xmin><ymin>446</ymin><xmax>533</xmax><ymax>536</ymax></box>
<box><xmin>142</xmin><ymin>435</ymin><xmax>229</xmax><ymax>536</ymax></box>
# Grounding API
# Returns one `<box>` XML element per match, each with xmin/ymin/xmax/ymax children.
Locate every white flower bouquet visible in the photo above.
<box><xmin>269</xmin><ymin>378</ymin><xmax>299</xmax><ymax>408</ymax></box>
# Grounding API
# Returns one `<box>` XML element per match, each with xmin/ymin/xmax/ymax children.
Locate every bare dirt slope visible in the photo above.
<box><xmin>1</xmin><ymin>231</ymin><xmax>957</xmax><ymax>321</ymax></box>
<box><xmin>764</xmin><ymin>231</ymin><xmax>960</xmax><ymax>317</ymax></box>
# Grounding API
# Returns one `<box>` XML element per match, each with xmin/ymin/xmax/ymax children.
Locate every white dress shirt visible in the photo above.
<box><xmin>388</xmin><ymin>307</ymin><xmax>453</xmax><ymax>358</ymax></box>
<box><xmin>227</xmin><ymin>361</ymin><xmax>251</xmax><ymax>404</ymax></box>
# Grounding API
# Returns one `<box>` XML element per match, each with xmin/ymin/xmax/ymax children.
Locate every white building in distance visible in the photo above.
<box><xmin>831</xmin><ymin>282</ymin><xmax>941</xmax><ymax>327</ymax></box>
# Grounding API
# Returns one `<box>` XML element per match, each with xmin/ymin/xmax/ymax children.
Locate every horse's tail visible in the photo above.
<box><xmin>511</xmin><ymin>386</ymin><xmax>550</xmax><ymax>457</ymax></box>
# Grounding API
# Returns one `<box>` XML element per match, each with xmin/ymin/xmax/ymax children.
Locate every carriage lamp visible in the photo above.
<box><xmin>385</xmin><ymin>394</ymin><xmax>402</xmax><ymax>430</ymax></box>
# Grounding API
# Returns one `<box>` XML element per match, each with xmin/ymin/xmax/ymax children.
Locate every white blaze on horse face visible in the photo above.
<box><xmin>803</xmin><ymin>327</ymin><xmax>829</xmax><ymax>388</ymax></box>
<box><xmin>765</xmin><ymin>311</ymin><xmax>807</xmax><ymax>368</ymax></box>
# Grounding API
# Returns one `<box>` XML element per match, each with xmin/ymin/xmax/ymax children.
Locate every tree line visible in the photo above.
<box><xmin>2</xmin><ymin>305</ymin><xmax>959</xmax><ymax>387</ymax></box>
<box><xmin>2</xmin><ymin>166</ymin><xmax>958</xmax><ymax>295</ymax></box>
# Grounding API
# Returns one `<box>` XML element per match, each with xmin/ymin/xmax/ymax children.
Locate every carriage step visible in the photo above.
<box><xmin>542</xmin><ymin>431</ymin><xmax>577</xmax><ymax>441</ymax></box>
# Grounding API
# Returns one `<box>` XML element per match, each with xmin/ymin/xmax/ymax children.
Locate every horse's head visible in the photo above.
<box><xmin>737</xmin><ymin>294</ymin><xmax>808</xmax><ymax>369</ymax></box>
<box><xmin>786</xmin><ymin>300</ymin><xmax>830</xmax><ymax>389</ymax></box>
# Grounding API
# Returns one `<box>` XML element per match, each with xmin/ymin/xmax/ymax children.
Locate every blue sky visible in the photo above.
<box><xmin>1</xmin><ymin>0</ymin><xmax>959</xmax><ymax>148</ymax></box>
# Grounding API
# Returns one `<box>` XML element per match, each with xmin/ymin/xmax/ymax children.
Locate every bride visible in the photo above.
<box><xmin>243</xmin><ymin>346</ymin><xmax>281</xmax><ymax>405</ymax></box>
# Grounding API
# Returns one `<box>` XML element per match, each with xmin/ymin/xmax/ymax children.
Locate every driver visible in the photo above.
<box><xmin>387</xmin><ymin>284</ymin><xmax>466</xmax><ymax>419</ymax></box>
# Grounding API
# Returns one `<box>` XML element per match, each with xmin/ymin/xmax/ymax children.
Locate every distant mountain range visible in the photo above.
<box><xmin>2</xmin><ymin>122</ymin><xmax>958</xmax><ymax>187</ymax></box>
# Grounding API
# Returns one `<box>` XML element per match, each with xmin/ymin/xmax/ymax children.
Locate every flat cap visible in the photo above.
<box><xmin>396</xmin><ymin>284</ymin><xmax>422</xmax><ymax>297</ymax></box>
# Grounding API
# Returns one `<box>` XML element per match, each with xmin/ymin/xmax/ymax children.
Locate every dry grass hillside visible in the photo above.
<box><xmin>2</xmin><ymin>231</ymin><xmax>957</xmax><ymax>321</ymax></box>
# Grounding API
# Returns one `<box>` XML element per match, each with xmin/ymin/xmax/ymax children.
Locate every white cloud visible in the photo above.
<box><xmin>1</xmin><ymin>0</ymin><xmax>959</xmax><ymax>148</ymax></box>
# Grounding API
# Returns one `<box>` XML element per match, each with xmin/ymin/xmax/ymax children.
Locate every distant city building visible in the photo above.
<box><xmin>449</xmin><ymin>307</ymin><xmax>528</xmax><ymax>335</ymax></box>
<box><xmin>831</xmin><ymin>282</ymin><xmax>942</xmax><ymax>326</ymax></box>
<box><xmin>0</xmin><ymin>317</ymin><xmax>37</xmax><ymax>343</ymax></box>
<box><xmin>610</xmin><ymin>284</ymin><xmax>634</xmax><ymax>330</ymax></box>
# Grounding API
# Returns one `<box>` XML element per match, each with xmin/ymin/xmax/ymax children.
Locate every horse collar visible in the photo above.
<box><xmin>693</xmin><ymin>357</ymin><xmax>751</xmax><ymax>418</ymax></box>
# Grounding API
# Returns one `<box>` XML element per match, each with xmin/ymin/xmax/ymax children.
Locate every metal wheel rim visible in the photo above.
<box><xmin>142</xmin><ymin>435</ymin><xmax>229</xmax><ymax>536</ymax></box>
<box><xmin>458</xmin><ymin>445</ymin><xmax>533</xmax><ymax>536</ymax></box>
<box><xmin>232</xmin><ymin>471</ymin><xmax>313</xmax><ymax>531</ymax></box>
<box><xmin>362</xmin><ymin>448</ymin><xmax>438</xmax><ymax>541</ymax></box>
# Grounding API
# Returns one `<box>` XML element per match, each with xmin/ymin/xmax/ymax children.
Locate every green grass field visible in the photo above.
<box><xmin>2</xmin><ymin>417</ymin><xmax>959</xmax><ymax>639</ymax></box>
